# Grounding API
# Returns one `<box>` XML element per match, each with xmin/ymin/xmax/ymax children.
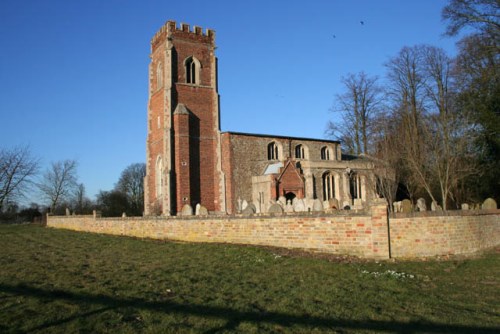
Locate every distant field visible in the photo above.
<box><xmin>0</xmin><ymin>224</ymin><xmax>498</xmax><ymax>333</ymax></box>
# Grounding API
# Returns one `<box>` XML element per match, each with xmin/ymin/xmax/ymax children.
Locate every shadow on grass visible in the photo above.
<box><xmin>2</xmin><ymin>283</ymin><xmax>498</xmax><ymax>333</ymax></box>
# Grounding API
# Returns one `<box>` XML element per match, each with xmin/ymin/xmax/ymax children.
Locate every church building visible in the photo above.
<box><xmin>144</xmin><ymin>21</ymin><xmax>379</xmax><ymax>216</ymax></box>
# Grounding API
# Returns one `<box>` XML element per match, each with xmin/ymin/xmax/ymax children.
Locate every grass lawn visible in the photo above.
<box><xmin>0</xmin><ymin>224</ymin><xmax>498</xmax><ymax>333</ymax></box>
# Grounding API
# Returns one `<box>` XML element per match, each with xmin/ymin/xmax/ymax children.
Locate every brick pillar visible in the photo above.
<box><xmin>369</xmin><ymin>199</ymin><xmax>390</xmax><ymax>259</ymax></box>
<box><xmin>173</xmin><ymin>104</ymin><xmax>191</xmax><ymax>214</ymax></box>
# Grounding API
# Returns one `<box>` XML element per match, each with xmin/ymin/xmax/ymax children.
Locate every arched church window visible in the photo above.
<box><xmin>184</xmin><ymin>56</ymin><xmax>201</xmax><ymax>85</ymax></box>
<box><xmin>295</xmin><ymin>144</ymin><xmax>305</xmax><ymax>159</ymax></box>
<box><xmin>156</xmin><ymin>156</ymin><xmax>163</xmax><ymax>198</ymax></box>
<box><xmin>349</xmin><ymin>172</ymin><xmax>361</xmax><ymax>199</ymax></box>
<box><xmin>268</xmin><ymin>142</ymin><xmax>279</xmax><ymax>160</ymax></box>
<box><xmin>321</xmin><ymin>146</ymin><xmax>331</xmax><ymax>160</ymax></box>
<box><xmin>322</xmin><ymin>172</ymin><xmax>335</xmax><ymax>201</ymax></box>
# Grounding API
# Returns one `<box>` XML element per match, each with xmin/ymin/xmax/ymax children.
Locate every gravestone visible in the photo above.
<box><xmin>180</xmin><ymin>204</ymin><xmax>193</xmax><ymax>216</ymax></box>
<box><xmin>312</xmin><ymin>199</ymin><xmax>324</xmax><ymax>212</ymax></box>
<box><xmin>241</xmin><ymin>200</ymin><xmax>248</xmax><ymax>211</ymax></box>
<box><xmin>197</xmin><ymin>205</ymin><xmax>208</xmax><ymax>216</ymax></box>
<box><xmin>416</xmin><ymin>198</ymin><xmax>427</xmax><ymax>212</ymax></box>
<box><xmin>237</xmin><ymin>197</ymin><xmax>243</xmax><ymax>213</ymax></box>
<box><xmin>268</xmin><ymin>203</ymin><xmax>284</xmax><ymax>214</ymax></box>
<box><xmin>122</xmin><ymin>212</ymin><xmax>127</xmax><ymax>218</ymax></box>
<box><xmin>195</xmin><ymin>203</ymin><xmax>201</xmax><ymax>215</ymax></box>
<box><xmin>293</xmin><ymin>199</ymin><xmax>305</xmax><ymax>212</ymax></box>
<box><xmin>482</xmin><ymin>198</ymin><xmax>497</xmax><ymax>210</ymax></box>
<box><xmin>401</xmin><ymin>199</ymin><xmax>413</xmax><ymax>213</ymax></box>
<box><xmin>278</xmin><ymin>196</ymin><xmax>287</xmax><ymax>207</ymax></box>
<box><xmin>328</xmin><ymin>198</ymin><xmax>339</xmax><ymax>210</ymax></box>
<box><xmin>242</xmin><ymin>203</ymin><xmax>256</xmax><ymax>216</ymax></box>
<box><xmin>65</xmin><ymin>208</ymin><xmax>70</xmax><ymax>216</ymax></box>
<box><xmin>431</xmin><ymin>201</ymin><xmax>442</xmax><ymax>212</ymax></box>
<box><xmin>393</xmin><ymin>201</ymin><xmax>402</xmax><ymax>213</ymax></box>
<box><xmin>461</xmin><ymin>203</ymin><xmax>469</xmax><ymax>210</ymax></box>
<box><xmin>285</xmin><ymin>200</ymin><xmax>294</xmax><ymax>213</ymax></box>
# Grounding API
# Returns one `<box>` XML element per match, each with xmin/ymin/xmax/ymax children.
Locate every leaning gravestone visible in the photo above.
<box><xmin>401</xmin><ymin>199</ymin><xmax>413</xmax><ymax>213</ymax></box>
<box><xmin>416</xmin><ymin>198</ymin><xmax>427</xmax><ymax>211</ymax></box>
<box><xmin>180</xmin><ymin>204</ymin><xmax>193</xmax><ymax>216</ymax></box>
<box><xmin>242</xmin><ymin>203</ymin><xmax>256</xmax><ymax>216</ymax></box>
<box><xmin>482</xmin><ymin>198</ymin><xmax>497</xmax><ymax>210</ymax></box>
<box><xmin>268</xmin><ymin>203</ymin><xmax>284</xmax><ymax>214</ymax></box>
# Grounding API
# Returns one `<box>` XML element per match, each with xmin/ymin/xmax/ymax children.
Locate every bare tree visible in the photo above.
<box><xmin>327</xmin><ymin>72</ymin><xmax>382</xmax><ymax>155</ymax></box>
<box><xmin>72</xmin><ymin>183</ymin><xmax>93</xmax><ymax>214</ymax></box>
<box><xmin>115</xmin><ymin>163</ymin><xmax>146</xmax><ymax>216</ymax></box>
<box><xmin>0</xmin><ymin>146</ymin><xmax>39</xmax><ymax>212</ymax></box>
<box><xmin>38</xmin><ymin>160</ymin><xmax>79</xmax><ymax>213</ymax></box>
<box><xmin>385</xmin><ymin>45</ymin><xmax>429</xmax><ymax>201</ymax></box>
<box><xmin>442</xmin><ymin>0</ymin><xmax>500</xmax><ymax>40</ymax></box>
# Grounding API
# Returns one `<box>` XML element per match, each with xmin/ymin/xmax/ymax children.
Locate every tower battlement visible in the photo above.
<box><xmin>151</xmin><ymin>20</ymin><xmax>215</xmax><ymax>49</ymax></box>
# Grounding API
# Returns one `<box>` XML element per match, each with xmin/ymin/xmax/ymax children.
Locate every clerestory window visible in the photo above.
<box><xmin>268</xmin><ymin>142</ymin><xmax>279</xmax><ymax>160</ymax></box>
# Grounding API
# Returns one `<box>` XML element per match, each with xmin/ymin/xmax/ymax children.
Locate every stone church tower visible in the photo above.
<box><xmin>144</xmin><ymin>21</ymin><xmax>225</xmax><ymax>215</ymax></box>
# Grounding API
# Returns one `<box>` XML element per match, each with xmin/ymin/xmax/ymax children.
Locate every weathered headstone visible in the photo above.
<box><xmin>431</xmin><ymin>201</ymin><xmax>442</xmax><ymax>212</ymax></box>
<box><xmin>195</xmin><ymin>203</ymin><xmax>201</xmax><ymax>215</ymax></box>
<box><xmin>401</xmin><ymin>199</ymin><xmax>413</xmax><ymax>213</ymax></box>
<box><xmin>268</xmin><ymin>203</ymin><xmax>284</xmax><ymax>214</ymax></box>
<box><xmin>416</xmin><ymin>198</ymin><xmax>427</xmax><ymax>212</ymax></box>
<box><xmin>461</xmin><ymin>203</ymin><xmax>469</xmax><ymax>211</ymax></box>
<box><xmin>312</xmin><ymin>199</ymin><xmax>324</xmax><ymax>212</ymax></box>
<box><xmin>393</xmin><ymin>201</ymin><xmax>402</xmax><ymax>213</ymax></box>
<box><xmin>180</xmin><ymin>204</ymin><xmax>193</xmax><ymax>216</ymax></box>
<box><xmin>293</xmin><ymin>199</ymin><xmax>305</xmax><ymax>212</ymax></box>
<box><xmin>242</xmin><ymin>203</ymin><xmax>256</xmax><ymax>216</ymax></box>
<box><xmin>196</xmin><ymin>204</ymin><xmax>208</xmax><ymax>216</ymax></box>
<box><xmin>237</xmin><ymin>197</ymin><xmax>243</xmax><ymax>213</ymax></box>
<box><xmin>482</xmin><ymin>198</ymin><xmax>497</xmax><ymax>210</ymax></box>
<box><xmin>328</xmin><ymin>198</ymin><xmax>339</xmax><ymax>210</ymax></box>
<box><xmin>241</xmin><ymin>199</ymin><xmax>248</xmax><ymax>211</ymax></box>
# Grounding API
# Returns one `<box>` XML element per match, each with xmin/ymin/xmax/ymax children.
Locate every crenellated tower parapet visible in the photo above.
<box><xmin>151</xmin><ymin>20</ymin><xmax>215</xmax><ymax>51</ymax></box>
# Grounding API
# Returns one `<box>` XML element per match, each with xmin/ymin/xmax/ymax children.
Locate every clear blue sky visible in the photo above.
<box><xmin>0</xmin><ymin>0</ymin><xmax>458</xmax><ymax>203</ymax></box>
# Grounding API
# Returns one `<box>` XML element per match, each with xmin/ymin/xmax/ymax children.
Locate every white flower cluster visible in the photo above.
<box><xmin>361</xmin><ymin>269</ymin><xmax>415</xmax><ymax>279</ymax></box>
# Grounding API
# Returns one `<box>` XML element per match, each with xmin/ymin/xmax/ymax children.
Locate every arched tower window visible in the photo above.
<box><xmin>156</xmin><ymin>62</ymin><xmax>163</xmax><ymax>89</ymax></box>
<box><xmin>295</xmin><ymin>144</ymin><xmax>305</xmax><ymax>159</ymax></box>
<box><xmin>322</xmin><ymin>172</ymin><xmax>335</xmax><ymax>201</ymax></box>
<box><xmin>321</xmin><ymin>146</ymin><xmax>331</xmax><ymax>160</ymax></box>
<box><xmin>155</xmin><ymin>156</ymin><xmax>163</xmax><ymax>198</ymax></box>
<box><xmin>184</xmin><ymin>56</ymin><xmax>201</xmax><ymax>85</ymax></box>
<box><xmin>268</xmin><ymin>142</ymin><xmax>279</xmax><ymax>160</ymax></box>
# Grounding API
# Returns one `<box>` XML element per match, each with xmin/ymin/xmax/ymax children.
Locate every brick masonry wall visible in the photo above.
<box><xmin>46</xmin><ymin>205</ymin><xmax>500</xmax><ymax>259</ymax></box>
<box><xmin>389</xmin><ymin>210</ymin><xmax>500</xmax><ymax>258</ymax></box>
<box><xmin>48</xmin><ymin>201</ymin><xmax>390</xmax><ymax>259</ymax></box>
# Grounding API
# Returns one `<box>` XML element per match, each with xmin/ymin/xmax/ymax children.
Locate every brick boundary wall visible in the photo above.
<box><xmin>46</xmin><ymin>201</ymin><xmax>500</xmax><ymax>259</ymax></box>
<box><xmin>389</xmin><ymin>209</ymin><xmax>500</xmax><ymax>258</ymax></box>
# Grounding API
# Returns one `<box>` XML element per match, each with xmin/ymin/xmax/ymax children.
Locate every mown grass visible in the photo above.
<box><xmin>0</xmin><ymin>224</ymin><xmax>498</xmax><ymax>333</ymax></box>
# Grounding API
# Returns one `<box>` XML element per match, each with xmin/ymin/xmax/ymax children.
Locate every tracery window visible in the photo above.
<box><xmin>295</xmin><ymin>144</ymin><xmax>305</xmax><ymax>159</ymax></box>
<box><xmin>268</xmin><ymin>142</ymin><xmax>279</xmax><ymax>160</ymax></box>
<box><xmin>184</xmin><ymin>56</ymin><xmax>201</xmax><ymax>85</ymax></box>
<box><xmin>322</xmin><ymin>172</ymin><xmax>335</xmax><ymax>201</ymax></box>
<box><xmin>321</xmin><ymin>146</ymin><xmax>331</xmax><ymax>160</ymax></box>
